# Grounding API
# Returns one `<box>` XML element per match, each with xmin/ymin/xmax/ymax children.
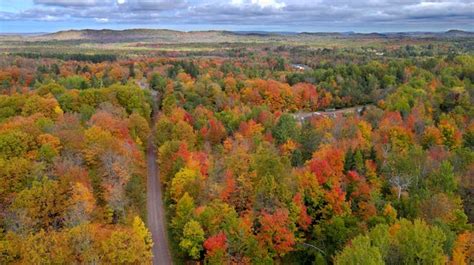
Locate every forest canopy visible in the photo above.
<box><xmin>0</xmin><ymin>36</ymin><xmax>472</xmax><ymax>264</ymax></box>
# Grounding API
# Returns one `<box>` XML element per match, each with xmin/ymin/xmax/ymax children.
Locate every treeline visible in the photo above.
<box><xmin>14</xmin><ymin>52</ymin><xmax>117</xmax><ymax>63</ymax></box>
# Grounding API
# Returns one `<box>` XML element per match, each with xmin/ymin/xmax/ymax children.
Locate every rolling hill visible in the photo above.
<box><xmin>1</xmin><ymin>28</ymin><xmax>472</xmax><ymax>44</ymax></box>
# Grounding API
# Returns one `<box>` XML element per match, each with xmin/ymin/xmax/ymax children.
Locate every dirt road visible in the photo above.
<box><xmin>147</xmin><ymin>98</ymin><xmax>173</xmax><ymax>265</ymax></box>
<box><xmin>292</xmin><ymin>105</ymin><xmax>371</xmax><ymax>122</ymax></box>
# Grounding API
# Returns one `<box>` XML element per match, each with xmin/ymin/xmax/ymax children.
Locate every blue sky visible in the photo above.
<box><xmin>1</xmin><ymin>0</ymin><xmax>473</xmax><ymax>33</ymax></box>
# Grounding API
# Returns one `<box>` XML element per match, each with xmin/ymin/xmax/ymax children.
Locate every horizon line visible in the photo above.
<box><xmin>1</xmin><ymin>27</ymin><xmax>472</xmax><ymax>35</ymax></box>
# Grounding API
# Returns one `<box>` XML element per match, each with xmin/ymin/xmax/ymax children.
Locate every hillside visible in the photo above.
<box><xmin>1</xmin><ymin>29</ymin><xmax>243</xmax><ymax>43</ymax></box>
<box><xmin>1</xmin><ymin>28</ymin><xmax>473</xmax><ymax>44</ymax></box>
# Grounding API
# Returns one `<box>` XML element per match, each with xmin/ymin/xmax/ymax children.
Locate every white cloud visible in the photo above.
<box><xmin>232</xmin><ymin>0</ymin><xmax>286</xmax><ymax>9</ymax></box>
<box><xmin>231</xmin><ymin>0</ymin><xmax>244</xmax><ymax>5</ymax></box>
<box><xmin>95</xmin><ymin>17</ymin><xmax>109</xmax><ymax>22</ymax></box>
<box><xmin>41</xmin><ymin>15</ymin><xmax>60</xmax><ymax>21</ymax></box>
<box><xmin>251</xmin><ymin>0</ymin><xmax>285</xmax><ymax>9</ymax></box>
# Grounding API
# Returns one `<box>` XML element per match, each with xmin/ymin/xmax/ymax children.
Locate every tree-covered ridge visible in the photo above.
<box><xmin>0</xmin><ymin>44</ymin><xmax>472</xmax><ymax>264</ymax></box>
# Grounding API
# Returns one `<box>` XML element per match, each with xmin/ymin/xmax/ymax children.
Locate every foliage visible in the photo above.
<box><xmin>0</xmin><ymin>41</ymin><xmax>472</xmax><ymax>264</ymax></box>
<box><xmin>179</xmin><ymin>220</ymin><xmax>205</xmax><ymax>259</ymax></box>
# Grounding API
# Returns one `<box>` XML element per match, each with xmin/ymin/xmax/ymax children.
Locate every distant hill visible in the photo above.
<box><xmin>35</xmin><ymin>29</ymin><xmax>228</xmax><ymax>43</ymax></box>
<box><xmin>382</xmin><ymin>30</ymin><xmax>474</xmax><ymax>39</ymax></box>
<box><xmin>1</xmin><ymin>28</ymin><xmax>472</xmax><ymax>43</ymax></box>
<box><xmin>1</xmin><ymin>29</ymin><xmax>239</xmax><ymax>43</ymax></box>
<box><xmin>443</xmin><ymin>29</ymin><xmax>474</xmax><ymax>37</ymax></box>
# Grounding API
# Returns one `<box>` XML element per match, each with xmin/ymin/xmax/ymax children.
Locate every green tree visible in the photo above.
<box><xmin>0</xmin><ymin>130</ymin><xmax>31</xmax><ymax>158</ymax></box>
<box><xmin>112</xmin><ymin>84</ymin><xmax>151</xmax><ymax>118</ymax></box>
<box><xmin>314</xmin><ymin>216</ymin><xmax>360</xmax><ymax>260</ymax></box>
<box><xmin>353</xmin><ymin>150</ymin><xmax>364</xmax><ymax>173</ymax></box>
<box><xmin>170</xmin><ymin>167</ymin><xmax>201</xmax><ymax>202</ymax></box>
<box><xmin>394</xmin><ymin>219</ymin><xmax>446</xmax><ymax>265</ymax></box>
<box><xmin>298</xmin><ymin>121</ymin><xmax>323</xmax><ymax>162</ymax></box>
<box><xmin>150</xmin><ymin>73</ymin><xmax>166</xmax><ymax>93</ymax></box>
<box><xmin>172</xmin><ymin>192</ymin><xmax>195</xmax><ymax>236</ymax></box>
<box><xmin>59</xmin><ymin>75</ymin><xmax>90</xmax><ymax>90</ymax></box>
<box><xmin>179</xmin><ymin>219</ymin><xmax>205</xmax><ymax>260</ymax></box>
<box><xmin>429</xmin><ymin>161</ymin><xmax>457</xmax><ymax>194</ymax></box>
<box><xmin>161</xmin><ymin>94</ymin><xmax>177</xmax><ymax>115</ymax></box>
<box><xmin>334</xmin><ymin>235</ymin><xmax>384</xmax><ymax>265</ymax></box>
<box><xmin>252</xmin><ymin>144</ymin><xmax>291</xmax><ymax>209</ymax></box>
<box><xmin>367</xmin><ymin>224</ymin><xmax>391</xmax><ymax>258</ymax></box>
<box><xmin>272</xmin><ymin>114</ymin><xmax>299</xmax><ymax>145</ymax></box>
<box><xmin>128</xmin><ymin>112</ymin><xmax>151</xmax><ymax>145</ymax></box>
<box><xmin>337</xmin><ymin>219</ymin><xmax>448</xmax><ymax>265</ymax></box>
<box><xmin>37</xmin><ymin>82</ymin><xmax>66</xmax><ymax>97</ymax></box>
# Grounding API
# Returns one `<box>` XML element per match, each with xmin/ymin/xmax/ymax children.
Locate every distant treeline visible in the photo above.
<box><xmin>13</xmin><ymin>52</ymin><xmax>117</xmax><ymax>63</ymax></box>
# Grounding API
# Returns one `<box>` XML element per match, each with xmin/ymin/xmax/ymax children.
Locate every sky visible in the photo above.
<box><xmin>0</xmin><ymin>0</ymin><xmax>473</xmax><ymax>33</ymax></box>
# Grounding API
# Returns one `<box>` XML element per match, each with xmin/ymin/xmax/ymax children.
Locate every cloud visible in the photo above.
<box><xmin>122</xmin><ymin>0</ymin><xmax>187</xmax><ymax>11</ymax></box>
<box><xmin>95</xmin><ymin>18</ymin><xmax>109</xmax><ymax>22</ymax></box>
<box><xmin>34</xmin><ymin>0</ymin><xmax>108</xmax><ymax>7</ymax></box>
<box><xmin>2</xmin><ymin>0</ymin><xmax>473</xmax><ymax>31</ymax></box>
<box><xmin>231</xmin><ymin>0</ymin><xmax>286</xmax><ymax>9</ymax></box>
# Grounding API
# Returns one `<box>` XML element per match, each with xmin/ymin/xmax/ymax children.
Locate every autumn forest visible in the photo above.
<box><xmin>0</xmin><ymin>30</ymin><xmax>473</xmax><ymax>264</ymax></box>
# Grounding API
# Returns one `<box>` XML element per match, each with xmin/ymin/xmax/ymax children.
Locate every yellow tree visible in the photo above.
<box><xmin>170</xmin><ymin>167</ymin><xmax>201</xmax><ymax>202</ymax></box>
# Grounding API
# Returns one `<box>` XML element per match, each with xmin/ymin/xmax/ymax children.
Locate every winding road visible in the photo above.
<box><xmin>146</xmin><ymin>93</ymin><xmax>173</xmax><ymax>265</ymax></box>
